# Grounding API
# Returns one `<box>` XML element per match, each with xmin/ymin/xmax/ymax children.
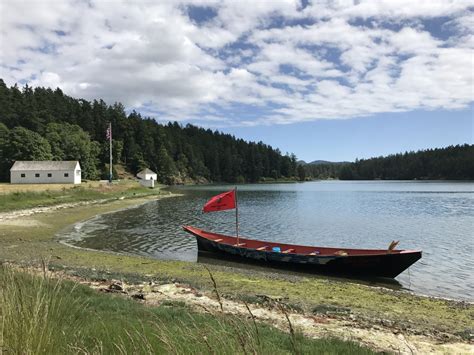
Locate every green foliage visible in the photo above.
<box><xmin>0</xmin><ymin>122</ymin><xmax>10</xmax><ymax>181</ymax></box>
<box><xmin>339</xmin><ymin>165</ymin><xmax>355</xmax><ymax>180</ymax></box>
<box><xmin>100</xmin><ymin>164</ymin><xmax>119</xmax><ymax>180</ymax></box>
<box><xmin>0</xmin><ymin>79</ymin><xmax>298</xmax><ymax>183</ymax></box>
<box><xmin>303</xmin><ymin>162</ymin><xmax>348</xmax><ymax>180</ymax></box>
<box><xmin>297</xmin><ymin>164</ymin><xmax>306</xmax><ymax>181</ymax></box>
<box><xmin>304</xmin><ymin>145</ymin><xmax>474</xmax><ymax>181</ymax></box>
<box><xmin>338</xmin><ymin>145</ymin><xmax>474</xmax><ymax>180</ymax></box>
<box><xmin>6</xmin><ymin>126</ymin><xmax>53</xmax><ymax>163</ymax></box>
<box><xmin>156</xmin><ymin>144</ymin><xmax>177</xmax><ymax>183</ymax></box>
<box><xmin>112</xmin><ymin>139</ymin><xmax>124</xmax><ymax>162</ymax></box>
<box><xmin>0</xmin><ymin>267</ymin><xmax>88</xmax><ymax>353</ymax></box>
<box><xmin>45</xmin><ymin>122</ymin><xmax>100</xmax><ymax>179</ymax></box>
<box><xmin>0</xmin><ymin>266</ymin><xmax>375</xmax><ymax>354</ymax></box>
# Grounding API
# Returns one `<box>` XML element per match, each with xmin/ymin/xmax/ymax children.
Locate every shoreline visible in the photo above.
<box><xmin>4</xmin><ymin>262</ymin><xmax>473</xmax><ymax>355</ymax></box>
<box><xmin>0</xmin><ymin>192</ymin><xmax>472</xmax><ymax>353</ymax></box>
<box><xmin>61</xmin><ymin>212</ymin><xmax>472</xmax><ymax>305</ymax></box>
<box><xmin>55</xmin><ymin>194</ymin><xmax>182</xmax><ymax>250</ymax></box>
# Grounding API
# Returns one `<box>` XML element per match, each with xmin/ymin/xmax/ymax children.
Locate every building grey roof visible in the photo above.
<box><xmin>10</xmin><ymin>161</ymin><xmax>80</xmax><ymax>171</ymax></box>
<box><xmin>137</xmin><ymin>168</ymin><xmax>157</xmax><ymax>175</ymax></box>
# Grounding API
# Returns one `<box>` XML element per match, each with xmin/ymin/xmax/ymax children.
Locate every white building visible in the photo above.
<box><xmin>136</xmin><ymin>168</ymin><xmax>157</xmax><ymax>188</ymax></box>
<box><xmin>137</xmin><ymin>168</ymin><xmax>157</xmax><ymax>181</ymax></box>
<box><xmin>10</xmin><ymin>161</ymin><xmax>81</xmax><ymax>184</ymax></box>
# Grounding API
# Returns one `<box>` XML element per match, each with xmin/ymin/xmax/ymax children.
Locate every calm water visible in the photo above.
<box><xmin>60</xmin><ymin>181</ymin><xmax>474</xmax><ymax>301</ymax></box>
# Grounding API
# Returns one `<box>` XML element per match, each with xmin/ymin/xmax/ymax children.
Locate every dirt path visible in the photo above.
<box><xmin>0</xmin><ymin>193</ymin><xmax>174</xmax><ymax>225</ymax></box>
<box><xmin>0</xmin><ymin>199</ymin><xmax>110</xmax><ymax>223</ymax></box>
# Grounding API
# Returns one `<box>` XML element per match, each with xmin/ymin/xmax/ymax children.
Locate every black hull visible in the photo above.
<box><xmin>196</xmin><ymin>236</ymin><xmax>421</xmax><ymax>278</ymax></box>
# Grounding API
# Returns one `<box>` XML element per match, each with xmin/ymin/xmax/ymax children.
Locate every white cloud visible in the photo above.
<box><xmin>0</xmin><ymin>0</ymin><xmax>472</xmax><ymax>127</ymax></box>
<box><xmin>304</xmin><ymin>0</ymin><xmax>471</xmax><ymax>20</ymax></box>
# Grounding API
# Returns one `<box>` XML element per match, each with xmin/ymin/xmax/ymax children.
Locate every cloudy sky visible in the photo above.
<box><xmin>1</xmin><ymin>0</ymin><xmax>473</xmax><ymax>161</ymax></box>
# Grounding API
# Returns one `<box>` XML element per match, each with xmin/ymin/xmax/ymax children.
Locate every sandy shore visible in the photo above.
<box><xmin>0</xmin><ymin>199</ymin><xmax>110</xmax><ymax>223</ymax></box>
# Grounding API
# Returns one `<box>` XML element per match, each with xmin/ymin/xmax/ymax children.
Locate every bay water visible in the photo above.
<box><xmin>60</xmin><ymin>181</ymin><xmax>474</xmax><ymax>301</ymax></box>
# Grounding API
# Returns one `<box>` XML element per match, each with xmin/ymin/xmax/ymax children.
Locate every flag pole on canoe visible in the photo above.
<box><xmin>235</xmin><ymin>186</ymin><xmax>239</xmax><ymax>244</ymax></box>
<box><xmin>202</xmin><ymin>188</ymin><xmax>239</xmax><ymax>244</ymax></box>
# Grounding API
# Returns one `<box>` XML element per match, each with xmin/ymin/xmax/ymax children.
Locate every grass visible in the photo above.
<box><xmin>0</xmin><ymin>265</ymin><xmax>375</xmax><ymax>354</ymax></box>
<box><xmin>0</xmin><ymin>180</ymin><xmax>164</xmax><ymax>212</ymax></box>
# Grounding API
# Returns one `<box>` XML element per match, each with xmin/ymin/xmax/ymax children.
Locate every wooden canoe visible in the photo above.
<box><xmin>183</xmin><ymin>225</ymin><xmax>421</xmax><ymax>278</ymax></box>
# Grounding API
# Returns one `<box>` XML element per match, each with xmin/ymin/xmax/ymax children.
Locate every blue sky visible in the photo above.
<box><xmin>224</xmin><ymin>106</ymin><xmax>473</xmax><ymax>162</ymax></box>
<box><xmin>1</xmin><ymin>0</ymin><xmax>473</xmax><ymax>162</ymax></box>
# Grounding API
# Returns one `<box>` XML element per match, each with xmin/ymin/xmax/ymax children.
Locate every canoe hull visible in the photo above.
<box><xmin>184</xmin><ymin>226</ymin><xmax>421</xmax><ymax>278</ymax></box>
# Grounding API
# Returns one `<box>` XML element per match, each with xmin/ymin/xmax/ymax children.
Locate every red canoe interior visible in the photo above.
<box><xmin>183</xmin><ymin>226</ymin><xmax>420</xmax><ymax>257</ymax></box>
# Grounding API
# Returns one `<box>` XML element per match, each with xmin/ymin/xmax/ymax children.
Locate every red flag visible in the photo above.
<box><xmin>203</xmin><ymin>189</ymin><xmax>236</xmax><ymax>213</ymax></box>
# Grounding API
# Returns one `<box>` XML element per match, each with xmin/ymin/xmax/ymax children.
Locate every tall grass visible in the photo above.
<box><xmin>0</xmin><ymin>265</ymin><xmax>375</xmax><ymax>354</ymax></box>
<box><xmin>0</xmin><ymin>265</ymin><xmax>90</xmax><ymax>353</ymax></box>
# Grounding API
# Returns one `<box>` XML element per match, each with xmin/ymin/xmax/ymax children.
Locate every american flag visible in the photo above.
<box><xmin>106</xmin><ymin>124</ymin><xmax>112</xmax><ymax>140</ymax></box>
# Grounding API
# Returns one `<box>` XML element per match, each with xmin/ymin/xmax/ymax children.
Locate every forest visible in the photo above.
<box><xmin>0</xmin><ymin>79</ymin><xmax>472</xmax><ymax>183</ymax></box>
<box><xmin>303</xmin><ymin>144</ymin><xmax>474</xmax><ymax>180</ymax></box>
<box><xmin>0</xmin><ymin>80</ymin><xmax>298</xmax><ymax>183</ymax></box>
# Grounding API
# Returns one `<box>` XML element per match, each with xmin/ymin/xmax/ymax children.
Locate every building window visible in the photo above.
<box><xmin>48</xmin><ymin>173</ymin><xmax>52</xmax><ymax>178</ymax></box>
<box><xmin>35</xmin><ymin>173</ymin><xmax>40</xmax><ymax>178</ymax></box>
<box><xmin>76</xmin><ymin>170</ymin><xmax>81</xmax><ymax>176</ymax></box>
<box><xmin>64</xmin><ymin>173</ymin><xmax>69</xmax><ymax>177</ymax></box>
<box><xmin>21</xmin><ymin>173</ymin><xmax>26</xmax><ymax>178</ymax></box>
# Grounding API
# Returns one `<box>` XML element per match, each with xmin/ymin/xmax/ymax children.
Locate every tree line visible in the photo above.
<box><xmin>0</xmin><ymin>79</ymin><xmax>299</xmax><ymax>183</ymax></box>
<box><xmin>1</xmin><ymin>79</ymin><xmax>471</xmax><ymax>183</ymax></box>
<box><xmin>303</xmin><ymin>144</ymin><xmax>474</xmax><ymax>180</ymax></box>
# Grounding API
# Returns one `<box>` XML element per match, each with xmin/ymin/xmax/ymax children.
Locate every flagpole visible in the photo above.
<box><xmin>235</xmin><ymin>186</ymin><xmax>239</xmax><ymax>244</ymax></box>
<box><xmin>109</xmin><ymin>122</ymin><xmax>112</xmax><ymax>183</ymax></box>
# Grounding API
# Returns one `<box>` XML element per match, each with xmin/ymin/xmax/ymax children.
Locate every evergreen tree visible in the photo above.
<box><xmin>155</xmin><ymin>144</ymin><xmax>176</xmax><ymax>184</ymax></box>
<box><xmin>6</xmin><ymin>127</ymin><xmax>53</xmax><ymax>163</ymax></box>
<box><xmin>297</xmin><ymin>164</ymin><xmax>306</xmax><ymax>181</ymax></box>
<box><xmin>0</xmin><ymin>123</ymin><xmax>10</xmax><ymax>181</ymax></box>
<box><xmin>45</xmin><ymin>122</ymin><xmax>100</xmax><ymax>179</ymax></box>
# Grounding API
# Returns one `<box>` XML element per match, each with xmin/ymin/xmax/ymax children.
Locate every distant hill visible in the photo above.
<box><xmin>298</xmin><ymin>160</ymin><xmax>349</xmax><ymax>166</ymax></box>
<box><xmin>308</xmin><ymin>160</ymin><xmax>349</xmax><ymax>165</ymax></box>
<box><xmin>302</xmin><ymin>160</ymin><xmax>349</xmax><ymax>179</ymax></box>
